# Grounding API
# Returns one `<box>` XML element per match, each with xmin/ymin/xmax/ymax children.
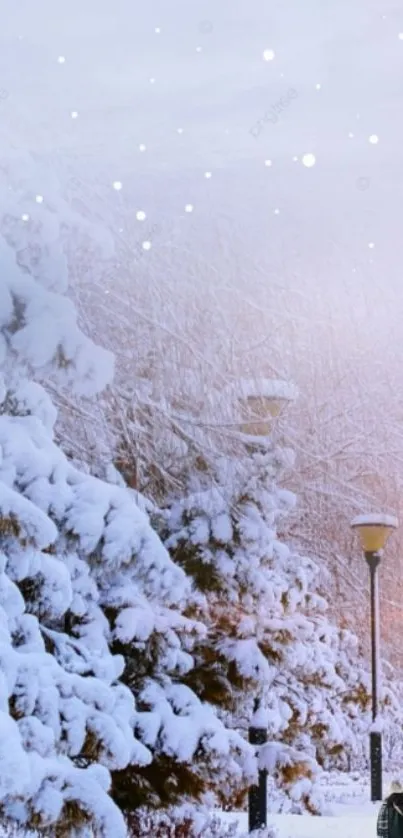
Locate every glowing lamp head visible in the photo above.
<box><xmin>351</xmin><ymin>514</ymin><xmax>398</xmax><ymax>554</ymax></box>
<box><xmin>236</xmin><ymin>379</ymin><xmax>297</xmax><ymax>437</ymax></box>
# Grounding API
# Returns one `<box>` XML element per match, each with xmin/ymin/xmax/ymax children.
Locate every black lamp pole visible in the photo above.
<box><xmin>248</xmin><ymin>698</ymin><xmax>267</xmax><ymax>833</ymax></box>
<box><xmin>352</xmin><ymin>516</ymin><xmax>397</xmax><ymax>801</ymax></box>
<box><xmin>365</xmin><ymin>550</ymin><xmax>382</xmax><ymax>802</ymax></box>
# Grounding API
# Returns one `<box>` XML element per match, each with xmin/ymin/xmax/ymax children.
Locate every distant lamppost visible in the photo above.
<box><xmin>351</xmin><ymin>513</ymin><xmax>398</xmax><ymax>803</ymax></box>
<box><xmin>237</xmin><ymin>379</ymin><xmax>297</xmax><ymax>438</ymax></box>
<box><xmin>236</xmin><ymin>379</ymin><xmax>296</xmax><ymax>833</ymax></box>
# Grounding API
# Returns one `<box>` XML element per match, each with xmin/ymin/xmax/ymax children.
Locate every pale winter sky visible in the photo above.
<box><xmin>1</xmin><ymin>0</ymin><xmax>403</xmax><ymax>381</ymax></box>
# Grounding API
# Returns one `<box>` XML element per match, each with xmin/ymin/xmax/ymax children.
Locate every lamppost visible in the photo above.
<box><xmin>236</xmin><ymin>379</ymin><xmax>296</xmax><ymax>833</ymax></box>
<box><xmin>351</xmin><ymin>513</ymin><xmax>398</xmax><ymax>802</ymax></box>
<box><xmin>236</xmin><ymin>378</ymin><xmax>297</xmax><ymax>438</ymax></box>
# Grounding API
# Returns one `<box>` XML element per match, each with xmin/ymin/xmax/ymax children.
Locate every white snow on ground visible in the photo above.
<box><xmin>218</xmin><ymin>773</ymin><xmax>383</xmax><ymax>836</ymax></box>
<box><xmin>221</xmin><ymin>809</ymin><xmax>376</xmax><ymax>838</ymax></box>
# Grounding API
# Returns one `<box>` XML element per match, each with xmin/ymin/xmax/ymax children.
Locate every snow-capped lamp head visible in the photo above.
<box><xmin>236</xmin><ymin>378</ymin><xmax>297</xmax><ymax>438</ymax></box>
<box><xmin>351</xmin><ymin>513</ymin><xmax>398</xmax><ymax>556</ymax></box>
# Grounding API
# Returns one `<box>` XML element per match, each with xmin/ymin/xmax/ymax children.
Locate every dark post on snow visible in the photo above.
<box><xmin>366</xmin><ymin>550</ymin><xmax>382</xmax><ymax>803</ymax></box>
<box><xmin>248</xmin><ymin>699</ymin><xmax>267</xmax><ymax>833</ymax></box>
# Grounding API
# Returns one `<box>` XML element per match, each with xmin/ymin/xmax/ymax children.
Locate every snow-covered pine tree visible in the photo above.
<box><xmin>0</xmin><ymin>150</ymin><xmax>255</xmax><ymax>833</ymax></box>
<box><xmin>163</xmin><ymin>380</ymin><xmax>372</xmax><ymax>813</ymax></box>
<box><xmin>0</xmin><ymin>149</ymin><xmax>142</xmax><ymax>835</ymax></box>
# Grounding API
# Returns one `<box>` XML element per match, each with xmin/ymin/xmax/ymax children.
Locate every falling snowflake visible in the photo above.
<box><xmin>149</xmin><ymin>78</ymin><xmax>156</xmax><ymax>84</ymax></box>
<box><xmin>71</xmin><ymin>111</ymin><xmax>79</xmax><ymax>119</ymax></box>
<box><xmin>368</xmin><ymin>242</ymin><xmax>375</xmax><ymax>249</ymax></box>
<box><xmin>35</xmin><ymin>195</ymin><xmax>44</xmax><ymax>203</ymax></box>
<box><xmin>142</xmin><ymin>241</ymin><xmax>152</xmax><ymax>250</ymax></box>
<box><xmin>348</xmin><ymin>133</ymin><xmax>355</xmax><ymax>139</ymax></box>
<box><xmin>113</xmin><ymin>181</ymin><xmax>123</xmax><ymax>191</ymax></box>
<box><xmin>263</xmin><ymin>49</ymin><xmax>275</xmax><ymax>61</ymax></box>
<box><xmin>136</xmin><ymin>211</ymin><xmax>146</xmax><ymax>221</ymax></box>
<box><xmin>204</xmin><ymin>171</ymin><xmax>212</xmax><ymax>178</ymax></box>
<box><xmin>155</xmin><ymin>27</ymin><xmax>161</xmax><ymax>34</ymax></box>
<box><xmin>139</xmin><ymin>144</ymin><xmax>147</xmax><ymax>152</ymax></box>
<box><xmin>196</xmin><ymin>46</ymin><xmax>202</xmax><ymax>53</ymax></box>
<box><xmin>177</xmin><ymin>128</ymin><xmax>184</xmax><ymax>134</ymax></box>
<box><xmin>199</xmin><ymin>20</ymin><xmax>213</xmax><ymax>34</ymax></box>
<box><xmin>57</xmin><ymin>56</ymin><xmax>66</xmax><ymax>64</ymax></box>
<box><xmin>265</xmin><ymin>159</ymin><xmax>272</xmax><ymax>167</ymax></box>
<box><xmin>274</xmin><ymin>208</ymin><xmax>280</xmax><ymax>215</ymax></box>
<box><xmin>302</xmin><ymin>153</ymin><xmax>316</xmax><ymax>168</ymax></box>
<box><xmin>292</xmin><ymin>156</ymin><xmax>298</xmax><ymax>162</ymax></box>
<box><xmin>369</xmin><ymin>134</ymin><xmax>379</xmax><ymax>144</ymax></box>
<box><xmin>315</xmin><ymin>83</ymin><xmax>321</xmax><ymax>90</ymax></box>
<box><xmin>399</xmin><ymin>32</ymin><xmax>403</xmax><ymax>40</ymax></box>
<box><xmin>21</xmin><ymin>214</ymin><xmax>30</xmax><ymax>222</ymax></box>
<box><xmin>185</xmin><ymin>204</ymin><xmax>193</xmax><ymax>212</ymax></box>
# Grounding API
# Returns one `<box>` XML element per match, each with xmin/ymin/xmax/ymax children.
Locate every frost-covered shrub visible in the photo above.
<box><xmin>163</xmin><ymin>426</ymin><xmax>372</xmax><ymax>812</ymax></box>
<box><xmin>127</xmin><ymin>806</ymin><xmax>276</xmax><ymax>837</ymax></box>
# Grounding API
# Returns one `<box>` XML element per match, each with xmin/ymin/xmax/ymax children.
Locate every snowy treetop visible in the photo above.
<box><xmin>0</xmin><ymin>151</ymin><xmax>114</xmax><ymax>397</ymax></box>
